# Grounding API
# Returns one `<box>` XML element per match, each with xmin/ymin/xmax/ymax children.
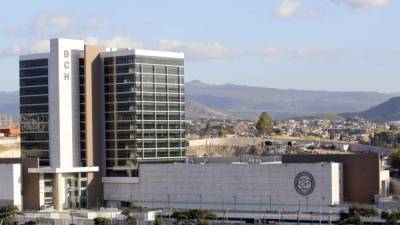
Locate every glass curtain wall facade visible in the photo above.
<box><xmin>19</xmin><ymin>58</ymin><xmax>50</xmax><ymax>166</ymax></box>
<box><xmin>104</xmin><ymin>55</ymin><xmax>186</xmax><ymax>177</ymax></box>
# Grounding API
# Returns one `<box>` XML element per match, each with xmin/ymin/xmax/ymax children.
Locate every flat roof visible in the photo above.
<box><xmin>28</xmin><ymin>166</ymin><xmax>99</xmax><ymax>174</ymax></box>
<box><xmin>19</xmin><ymin>53</ymin><xmax>49</xmax><ymax>61</ymax></box>
<box><xmin>100</xmin><ymin>48</ymin><xmax>184</xmax><ymax>59</ymax></box>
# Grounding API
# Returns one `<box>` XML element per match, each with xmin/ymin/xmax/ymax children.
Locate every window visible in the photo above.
<box><xmin>143</xmin><ymin>84</ymin><xmax>154</xmax><ymax>92</ymax></box>
<box><xmin>142</xmin><ymin>74</ymin><xmax>154</xmax><ymax>83</ymax></box>
<box><xmin>167</xmin><ymin>76</ymin><xmax>179</xmax><ymax>84</ymax></box>
<box><xmin>20</xmin><ymin>68</ymin><xmax>48</xmax><ymax>78</ymax></box>
<box><xmin>155</xmin><ymin>66</ymin><xmax>167</xmax><ymax>74</ymax></box>
<box><xmin>20</xmin><ymin>59</ymin><xmax>48</xmax><ymax>68</ymax></box>
<box><xmin>142</xmin><ymin>65</ymin><xmax>154</xmax><ymax>73</ymax></box>
<box><xmin>20</xmin><ymin>77</ymin><xmax>48</xmax><ymax>87</ymax></box>
<box><xmin>115</xmin><ymin>56</ymin><xmax>134</xmax><ymax>64</ymax></box>
<box><xmin>155</xmin><ymin>75</ymin><xmax>166</xmax><ymax>83</ymax></box>
<box><xmin>168</xmin><ymin>66</ymin><xmax>179</xmax><ymax>75</ymax></box>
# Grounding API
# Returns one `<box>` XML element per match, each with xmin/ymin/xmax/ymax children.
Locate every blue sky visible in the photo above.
<box><xmin>0</xmin><ymin>0</ymin><xmax>399</xmax><ymax>92</ymax></box>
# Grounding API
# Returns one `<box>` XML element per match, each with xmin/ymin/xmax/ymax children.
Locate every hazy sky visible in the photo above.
<box><xmin>0</xmin><ymin>0</ymin><xmax>399</xmax><ymax>93</ymax></box>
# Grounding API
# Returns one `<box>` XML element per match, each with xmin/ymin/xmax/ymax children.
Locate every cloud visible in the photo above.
<box><xmin>0</xmin><ymin>35</ymin><xmax>350</xmax><ymax>63</ymax></box>
<box><xmin>292</xmin><ymin>48</ymin><xmax>348</xmax><ymax>59</ymax></box>
<box><xmin>263</xmin><ymin>47</ymin><xmax>284</xmax><ymax>57</ymax></box>
<box><xmin>275</xmin><ymin>0</ymin><xmax>320</xmax><ymax>18</ymax></box>
<box><xmin>3</xmin><ymin>11</ymin><xmax>109</xmax><ymax>37</ymax></box>
<box><xmin>159</xmin><ymin>40</ymin><xmax>238</xmax><ymax>60</ymax></box>
<box><xmin>86</xmin><ymin>36</ymin><xmax>144</xmax><ymax>49</ymax></box>
<box><xmin>32</xmin><ymin>12</ymin><xmax>108</xmax><ymax>32</ymax></box>
<box><xmin>261</xmin><ymin>47</ymin><xmax>349</xmax><ymax>59</ymax></box>
<box><xmin>33</xmin><ymin>13</ymin><xmax>73</xmax><ymax>29</ymax></box>
<box><xmin>276</xmin><ymin>0</ymin><xmax>299</xmax><ymax>17</ymax></box>
<box><xmin>331</xmin><ymin>0</ymin><xmax>389</xmax><ymax>8</ymax></box>
<box><xmin>0</xmin><ymin>39</ymin><xmax>49</xmax><ymax>58</ymax></box>
<box><xmin>0</xmin><ymin>36</ymin><xmax>144</xmax><ymax>58</ymax></box>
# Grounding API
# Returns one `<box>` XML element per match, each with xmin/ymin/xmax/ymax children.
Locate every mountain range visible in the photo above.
<box><xmin>185</xmin><ymin>80</ymin><xmax>400</xmax><ymax>120</ymax></box>
<box><xmin>1</xmin><ymin>81</ymin><xmax>399</xmax><ymax>121</ymax></box>
<box><xmin>341</xmin><ymin>97</ymin><xmax>400</xmax><ymax>122</ymax></box>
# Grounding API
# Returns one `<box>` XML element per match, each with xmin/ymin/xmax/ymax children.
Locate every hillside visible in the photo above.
<box><xmin>341</xmin><ymin>97</ymin><xmax>400</xmax><ymax>122</ymax></box>
<box><xmin>186</xmin><ymin>100</ymin><xmax>227</xmax><ymax>119</ymax></box>
<box><xmin>186</xmin><ymin>80</ymin><xmax>399</xmax><ymax>120</ymax></box>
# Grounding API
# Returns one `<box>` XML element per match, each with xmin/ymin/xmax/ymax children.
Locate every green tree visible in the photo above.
<box><xmin>218</xmin><ymin>127</ymin><xmax>228</xmax><ymax>138</ymax></box>
<box><xmin>338</xmin><ymin>207</ymin><xmax>363</xmax><ymax>225</ymax></box>
<box><xmin>154</xmin><ymin>218</ymin><xmax>165</xmax><ymax>225</ymax></box>
<box><xmin>122</xmin><ymin>204</ymin><xmax>145</xmax><ymax>216</ymax></box>
<box><xmin>388</xmin><ymin>150</ymin><xmax>400</xmax><ymax>171</ymax></box>
<box><xmin>357</xmin><ymin>207</ymin><xmax>378</xmax><ymax>225</ymax></box>
<box><xmin>171</xmin><ymin>209</ymin><xmax>215</xmax><ymax>225</ymax></box>
<box><xmin>381</xmin><ymin>210</ymin><xmax>400</xmax><ymax>225</ymax></box>
<box><xmin>255</xmin><ymin>112</ymin><xmax>273</xmax><ymax>136</ymax></box>
<box><xmin>205</xmin><ymin>121</ymin><xmax>212</xmax><ymax>137</ymax></box>
<box><xmin>93</xmin><ymin>217</ymin><xmax>110</xmax><ymax>225</ymax></box>
<box><xmin>196</xmin><ymin>219</ymin><xmax>210</xmax><ymax>225</ymax></box>
<box><xmin>0</xmin><ymin>205</ymin><xmax>20</xmax><ymax>225</ymax></box>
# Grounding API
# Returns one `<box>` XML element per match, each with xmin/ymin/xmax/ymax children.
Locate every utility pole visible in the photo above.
<box><xmin>328</xmin><ymin>210</ymin><xmax>332</xmax><ymax>225</ymax></box>
<box><xmin>319</xmin><ymin>205</ymin><xmax>322</xmax><ymax>225</ymax></box>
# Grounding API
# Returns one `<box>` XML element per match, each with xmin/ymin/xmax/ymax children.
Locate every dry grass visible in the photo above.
<box><xmin>0</xmin><ymin>144</ymin><xmax>21</xmax><ymax>157</ymax></box>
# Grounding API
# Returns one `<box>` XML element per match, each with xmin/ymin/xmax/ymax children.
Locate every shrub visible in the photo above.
<box><xmin>154</xmin><ymin>218</ymin><xmax>165</xmax><ymax>225</ymax></box>
<box><xmin>93</xmin><ymin>217</ymin><xmax>110</xmax><ymax>225</ymax></box>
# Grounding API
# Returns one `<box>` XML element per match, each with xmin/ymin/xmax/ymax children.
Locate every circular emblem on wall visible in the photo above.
<box><xmin>294</xmin><ymin>171</ymin><xmax>315</xmax><ymax>196</ymax></box>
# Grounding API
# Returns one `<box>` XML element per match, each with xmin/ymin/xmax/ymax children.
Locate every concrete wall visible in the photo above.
<box><xmin>380</xmin><ymin>170</ymin><xmax>390</xmax><ymax>196</ymax></box>
<box><xmin>21</xmin><ymin>159</ymin><xmax>40</xmax><ymax>210</ymax></box>
<box><xmin>349</xmin><ymin>143</ymin><xmax>390</xmax><ymax>157</ymax></box>
<box><xmin>104</xmin><ymin>162</ymin><xmax>341</xmax><ymax>211</ymax></box>
<box><xmin>188</xmin><ymin>137</ymin><xmax>262</xmax><ymax>147</ymax></box>
<box><xmin>0</xmin><ymin>163</ymin><xmax>21</xmax><ymax>208</ymax></box>
<box><xmin>0</xmin><ymin>158</ymin><xmax>39</xmax><ymax>210</ymax></box>
<box><xmin>49</xmin><ymin>38</ymin><xmax>84</xmax><ymax>169</ymax></box>
<box><xmin>84</xmin><ymin>45</ymin><xmax>106</xmax><ymax>208</ymax></box>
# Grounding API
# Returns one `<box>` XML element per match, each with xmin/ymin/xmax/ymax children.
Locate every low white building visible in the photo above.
<box><xmin>104</xmin><ymin>162</ymin><xmax>342</xmax><ymax>212</ymax></box>
<box><xmin>0</xmin><ymin>163</ymin><xmax>22</xmax><ymax>209</ymax></box>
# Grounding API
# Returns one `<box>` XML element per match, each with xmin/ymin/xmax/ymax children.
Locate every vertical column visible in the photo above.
<box><xmin>84</xmin><ymin>45</ymin><xmax>106</xmax><ymax>208</ymax></box>
<box><xmin>48</xmin><ymin>38</ymin><xmax>84</xmax><ymax>168</ymax></box>
<box><xmin>54</xmin><ymin>173</ymin><xmax>63</xmax><ymax>211</ymax></box>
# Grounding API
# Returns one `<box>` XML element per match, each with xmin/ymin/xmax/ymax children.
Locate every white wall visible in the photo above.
<box><xmin>49</xmin><ymin>38</ymin><xmax>84</xmax><ymax>169</ymax></box>
<box><xmin>104</xmin><ymin>162</ymin><xmax>341</xmax><ymax>212</ymax></box>
<box><xmin>0</xmin><ymin>164</ymin><xmax>21</xmax><ymax>208</ymax></box>
<box><xmin>380</xmin><ymin>170</ymin><xmax>390</xmax><ymax>196</ymax></box>
<box><xmin>330</xmin><ymin>162</ymin><xmax>343</xmax><ymax>205</ymax></box>
<box><xmin>189</xmin><ymin>137</ymin><xmax>262</xmax><ymax>147</ymax></box>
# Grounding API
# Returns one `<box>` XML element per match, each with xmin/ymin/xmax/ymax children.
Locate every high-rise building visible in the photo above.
<box><xmin>102</xmin><ymin>50</ymin><xmax>186</xmax><ymax>177</ymax></box>
<box><xmin>19</xmin><ymin>38</ymin><xmax>185</xmax><ymax>210</ymax></box>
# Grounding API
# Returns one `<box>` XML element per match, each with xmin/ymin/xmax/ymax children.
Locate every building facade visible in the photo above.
<box><xmin>0</xmin><ymin>163</ymin><xmax>21</xmax><ymax>208</ymax></box>
<box><xmin>104</xmin><ymin>162</ymin><xmax>343</xmax><ymax>211</ymax></box>
<box><xmin>282</xmin><ymin>154</ymin><xmax>390</xmax><ymax>203</ymax></box>
<box><xmin>18</xmin><ymin>38</ymin><xmax>186</xmax><ymax>210</ymax></box>
<box><xmin>101</xmin><ymin>50</ymin><xmax>186</xmax><ymax>177</ymax></box>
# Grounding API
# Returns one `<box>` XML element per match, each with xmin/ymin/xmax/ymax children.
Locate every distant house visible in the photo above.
<box><xmin>0</xmin><ymin>127</ymin><xmax>20</xmax><ymax>137</ymax></box>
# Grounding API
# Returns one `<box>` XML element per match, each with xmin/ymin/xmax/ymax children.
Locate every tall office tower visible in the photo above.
<box><xmin>102</xmin><ymin>50</ymin><xmax>186</xmax><ymax>177</ymax></box>
<box><xmin>19</xmin><ymin>38</ymin><xmax>185</xmax><ymax>211</ymax></box>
